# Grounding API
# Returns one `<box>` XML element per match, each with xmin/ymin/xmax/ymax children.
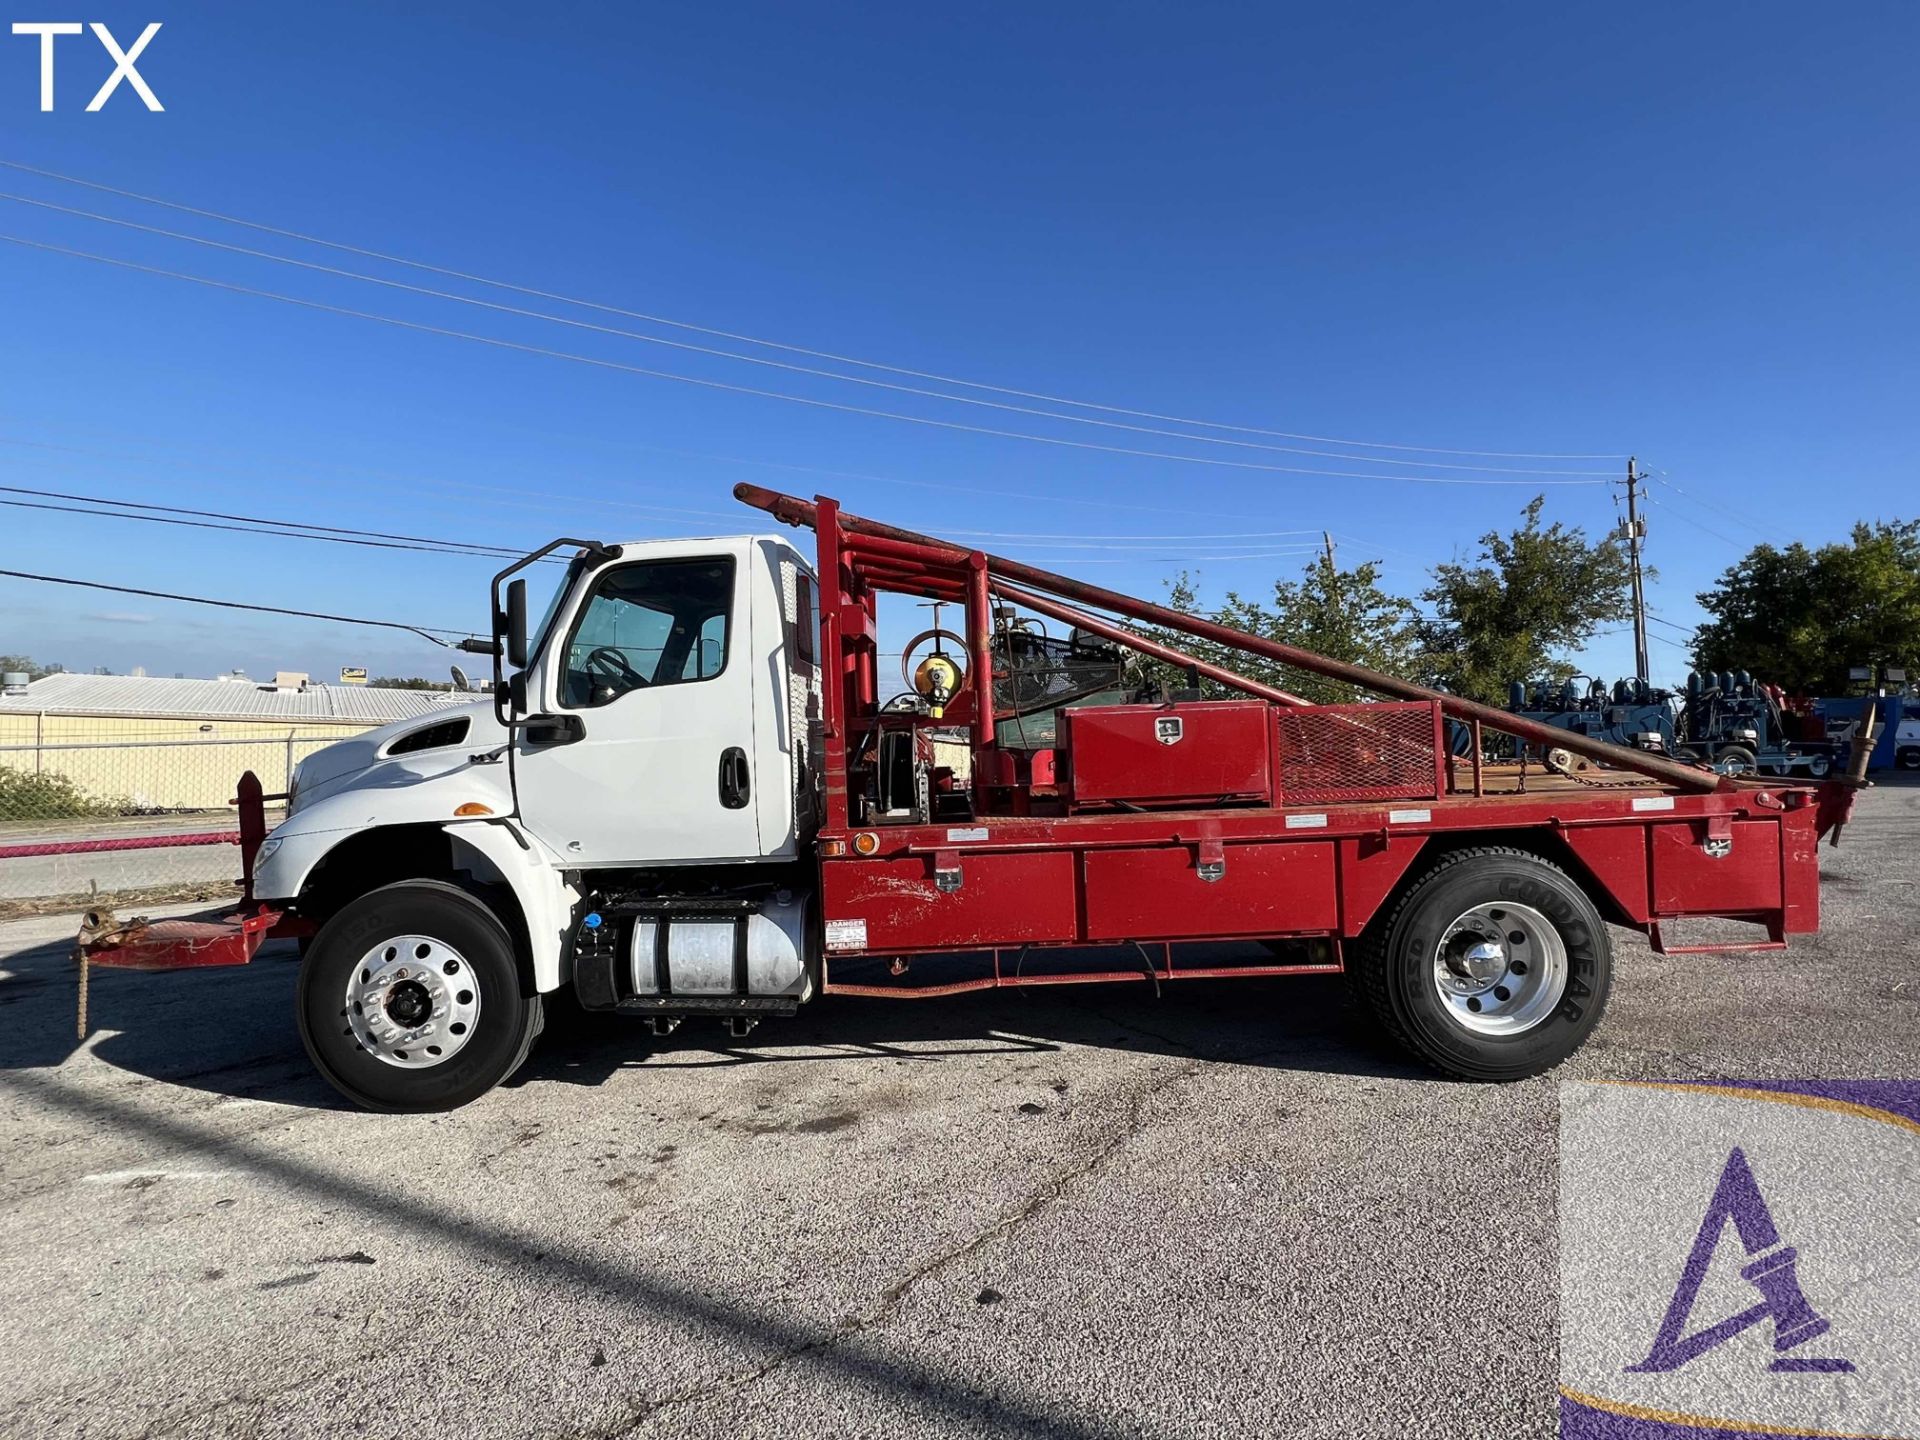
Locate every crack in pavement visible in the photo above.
<box><xmin>584</xmin><ymin>1069</ymin><xmax>1171</xmax><ymax>1440</ymax></box>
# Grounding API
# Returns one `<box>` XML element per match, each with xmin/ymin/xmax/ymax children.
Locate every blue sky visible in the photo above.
<box><xmin>2</xmin><ymin>1</ymin><xmax>1915</xmax><ymax>688</ymax></box>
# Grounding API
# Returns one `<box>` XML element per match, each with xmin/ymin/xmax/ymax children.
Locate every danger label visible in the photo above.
<box><xmin>824</xmin><ymin>918</ymin><xmax>868</xmax><ymax>951</ymax></box>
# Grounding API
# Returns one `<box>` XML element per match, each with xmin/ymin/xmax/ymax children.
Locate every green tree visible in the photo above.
<box><xmin>1691</xmin><ymin>521</ymin><xmax>1920</xmax><ymax>692</ymax></box>
<box><xmin>369</xmin><ymin>676</ymin><xmax>446</xmax><ymax>690</ymax></box>
<box><xmin>1138</xmin><ymin>550</ymin><xmax>1422</xmax><ymax>704</ymax></box>
<box><xmin>1417</xmin><ymin>497</ymin><xmax>1635</xmax><ymax>705</ymax></box>
<box><xmin>0</xmin><ymin>654</ymin><xmax>61</xmax><ymax>681</ymax></box>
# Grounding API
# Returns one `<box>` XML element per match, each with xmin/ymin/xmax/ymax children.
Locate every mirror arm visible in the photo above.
<box><xmin>487</xmin><ymin>537</ymin><xmax>616</xmax><ymax>730</ymax></box>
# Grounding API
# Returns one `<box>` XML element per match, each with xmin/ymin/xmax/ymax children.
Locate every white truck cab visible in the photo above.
<box><xmin>512</xmin><ymin>534</ymin><xmax>819</xmax><ymax>866</ymax></box>
<box><xmin>250</xmin><ymin>532</ymin><xmax>819</xmax><ymax>1110</ymax></box>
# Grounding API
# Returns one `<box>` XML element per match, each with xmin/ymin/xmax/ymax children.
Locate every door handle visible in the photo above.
<box><xmin>522</xmin><ymin>713</ymin><xmax>586</xmax><ymax>747</ymax></box>
<box><xmin>718</xmin><ymin>747</ymin><xmax>751</xmax><ymax>809</ymax></box>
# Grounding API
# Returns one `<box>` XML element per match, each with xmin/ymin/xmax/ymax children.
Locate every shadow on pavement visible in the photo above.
<box><xmin>0</xmin><ymin>1062</ymin><xmax>1132</xmax><ymax>1439</ymax></box>
<box><xmin>0</xmin><ymin>925</ymin><xmax>1422</xmax><ymax>1106</ymax></box>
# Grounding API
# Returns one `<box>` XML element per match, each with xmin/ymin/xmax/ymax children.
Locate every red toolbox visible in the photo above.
<box><xmin>1062</xmin><ymin>701</ymin><xmax>1273</xmax><ymax>809</ymax></box>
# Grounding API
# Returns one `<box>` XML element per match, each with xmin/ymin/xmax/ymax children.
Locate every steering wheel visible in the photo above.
<box><xmin>583</xmin><ymin>645</ymin><xmax>649</xmax><ymax>696</ymax></box>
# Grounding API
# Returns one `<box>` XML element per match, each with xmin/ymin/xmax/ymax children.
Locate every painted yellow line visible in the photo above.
<box><xmin>1561</xmin><ymin>1387</ymin><xmax>1901</xmax><ymax>1440</ymax></box>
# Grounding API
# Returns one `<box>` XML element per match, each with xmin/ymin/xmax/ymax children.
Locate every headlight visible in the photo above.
<box><xmin>255</xmin><ymin>836</ymin><xmax>284</xmax><ymax>865</ymax></box>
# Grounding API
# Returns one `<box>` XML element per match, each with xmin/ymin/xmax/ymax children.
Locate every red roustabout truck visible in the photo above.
<box><xmin>77</xmin><ymin>488</ymin><xmax>1859</xmax><ymax>1111</ymax></box>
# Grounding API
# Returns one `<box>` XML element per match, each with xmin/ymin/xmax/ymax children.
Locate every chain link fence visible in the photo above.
<box><xmin>0</xmin><ymin>720</ymin><xmax>354</xmax><ymax>911</ymax></box>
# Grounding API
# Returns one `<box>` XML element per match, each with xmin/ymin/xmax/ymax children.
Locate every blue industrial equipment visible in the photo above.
<box><xmin>1677</xmin><ymin>673</ymin><xmax>1839</xmax><ymax>778</ymax></box>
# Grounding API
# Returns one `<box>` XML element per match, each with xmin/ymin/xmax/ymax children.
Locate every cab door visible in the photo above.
<box><xmin>512</xmin><ymin>546</ymin><xmax>762</xmax><ymax>866</ymax></box>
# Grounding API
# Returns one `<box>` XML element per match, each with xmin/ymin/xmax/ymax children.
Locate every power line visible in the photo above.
<box><xmin>0</xmin><ymin>157</ymin><xmax>1629</xmax><ymax>463</ymax></box>
<box><xmin>0</xmin><ymin>234</ymin><xmax>1606</xmax><ymax>489</ymax></box>
<box><xmin>0</xmin><ymin>482</ymin><xmax>530</xmax><ymax>559</ymax></box>
<box><xmin>0</xmin><ymin>426</ymin><xmax>1285</xmax><ymax>526</ymax></box>
<box><xmin>0</xmin><ymin>569</ymin><xmax>473</xmax><ymax>645</ymax></box>
<box><xmin>0</xmin><ymin>470</ymin><xmax>1331</xmax><ymax>563</ymax></box>
<box><xmin>0</xmin><ymin>190</ymin><xmax>1617</xmax><ymax>479</ymax></box>
<box><xmin>1642</xmin><ymin>494</ymin><xmax>1748</xmax><ymax>551</ymax></box>
<box><xmin>0</xmin><ymin>494</ymin><xmax>539</xmax><ymax>562</ymax></box>
<box><xmin>0</xmin><ymin>433</ymin><xmax>752</xmax><ymax>532</ymax></box>
<box><xmin>1648</xmin><ymin>473</ymin><xmax>1775</xmax><ymax>541</ymax></box>
<box><xmin>945</xmin><ymin>525</ymin><xmax>1320</xmax><ymax>541</ymax></box>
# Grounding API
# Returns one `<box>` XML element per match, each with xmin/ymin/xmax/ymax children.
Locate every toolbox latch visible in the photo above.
<box><xmin>1702</xmin><ymin>814</ymin><xmax>1734</xmax><ymax>860</ymax></box>
<box><xmin>1195</xmin><ymin>837</ymin><xmax>1226</xmax><ymax>884</ymax></box>
<box><xmin>932</xmin><ymin>849</ymin><xmax>963</xmax><ymax>893</ymax></box>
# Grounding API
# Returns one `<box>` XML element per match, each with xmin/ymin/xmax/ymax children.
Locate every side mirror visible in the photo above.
<box><xmin>506</xmin><ymin>579</ymin><xmax>529</xmax><ymax>669</ymax></box>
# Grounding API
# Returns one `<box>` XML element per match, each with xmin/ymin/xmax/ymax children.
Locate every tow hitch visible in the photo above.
<box><xmin>70</xmin><ymin>772</ymin><xmax>308</xmax><ymax>1036</ymax></box>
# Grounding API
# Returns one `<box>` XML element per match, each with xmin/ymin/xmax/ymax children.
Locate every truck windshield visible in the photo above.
<box><xmin>560</xmin><ymin>556</ymin><xmax>735</xmax><ymax>707</ymax></box>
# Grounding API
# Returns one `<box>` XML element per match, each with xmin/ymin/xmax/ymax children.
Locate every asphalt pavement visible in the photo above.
<box><xmin>1</xmin><ymin>780</ymin><xmax>1915</xmax><ymax>1439</ymax></box>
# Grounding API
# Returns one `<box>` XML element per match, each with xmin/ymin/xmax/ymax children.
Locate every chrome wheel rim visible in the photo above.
<box><xmin>1431</xmin><ymin>901</ymin><xmax>1568</xmax><ymax>1036</ymax></box>
<box><xmin>342</xmin><ymin>935</ymin><xmax>480</xmax><ymax>1069</ymax></box>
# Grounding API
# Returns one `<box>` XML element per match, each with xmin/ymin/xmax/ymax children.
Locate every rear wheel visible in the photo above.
<box><xmin>1352</xmin><ymin>848</ymin><xmax>1612</xmax><ymax>1081</ymax></box>
<box><xmin>1714</xmin><ymin>745</ymin><xmax>1757</xmax><ymax>776</ymax></box>
<box><xmin>1898</xmin><ymin>747</ymin><xmax>1920</xmax><ymax>772</ymax></box>
<box><xmin>297</xmin><ymin>880</ymin><xmax>543</xmax><ymax>1112</ymax></box>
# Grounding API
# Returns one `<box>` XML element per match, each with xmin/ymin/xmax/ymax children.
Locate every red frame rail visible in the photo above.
<box><xmin>735</xmin><ymin>485</ymin><xmax>1854</xmax><ymax>986</ymax></box>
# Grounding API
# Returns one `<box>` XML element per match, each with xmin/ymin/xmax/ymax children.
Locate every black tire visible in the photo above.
<box><xmin>1899</xmin><ymin>747</ymin><xmax>1920</xmax><ymax>772</ymax></box>
<box><xmin>1714</xmin><ymin>745</ymin><xmax>1756</xmax><ymax>776</ymax></box>
<box><xmin>1351</xmin><ymin>847</ymin><xmax>1612</xmax><ymax>1081</ymax></box>
<box><xmin>297</xmin><ymin>879</ymin><xmax>543</xmax><ymax>1112</ymax></box>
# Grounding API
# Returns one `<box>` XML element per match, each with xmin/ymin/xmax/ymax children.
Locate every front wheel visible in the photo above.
<box><xmin>297</xmin><ymin>880</ymin><xmax>543</xmax><ymax>1112</ymax></box>
<box><xmin>1351</xmin><ymin>848</ymin><xmax>1613</xmax><ymax>1080</ymax></box>
<box><xmin>1898</xmin><ymin>747</ymin><xmax>1920</xmax><ymax>772</ymax></box>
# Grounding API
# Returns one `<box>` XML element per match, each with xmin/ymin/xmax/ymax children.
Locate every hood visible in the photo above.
<box><xmin>292</xmin><ymin>701</ymin><xmax>505</xmax><ymax>811</ymax></box>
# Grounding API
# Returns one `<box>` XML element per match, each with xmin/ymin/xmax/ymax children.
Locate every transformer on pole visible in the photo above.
<box><xmin>1625</xmin><ymin>457</ymin><xmax>1650</xmax><ymax>688</ymax></box>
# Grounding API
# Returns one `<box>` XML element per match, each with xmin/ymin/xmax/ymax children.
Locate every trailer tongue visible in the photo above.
<box><xmin>73</xmin><ymin>488</ymin><xmax>1862</xmax><ymax>1110</ymax></box>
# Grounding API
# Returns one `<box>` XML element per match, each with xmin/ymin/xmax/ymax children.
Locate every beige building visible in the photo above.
<box><xmin>0</xmin><ymin>673</ymin><xmax>465</xmax><ymax>814</ymax></box>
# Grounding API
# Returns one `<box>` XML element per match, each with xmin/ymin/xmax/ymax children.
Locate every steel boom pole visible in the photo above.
<box><xmin>735</xmin><ymin>484</ymin><xmax>1724</xmax><ymax>793</ymax></box>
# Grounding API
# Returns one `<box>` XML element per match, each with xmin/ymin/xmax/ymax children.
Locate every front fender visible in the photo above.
<box><xmin>253</xmin><ymin>764</ymin><xmax>516</xmax><ymax>902</ymax></box>
<box><xmin>446</xmin><ymin>821</ymin><xmax>578</xmax><ymax>993</ymax></box>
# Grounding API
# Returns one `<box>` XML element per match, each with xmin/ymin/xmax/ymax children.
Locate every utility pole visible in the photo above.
<box><xmin>1321</xmin><ymin>532</ymin><xmax>1340</xmax><ymax>617</ymax></box>
<box><xmin>1624</xmin><ymin>457</ymin><xmax>1650</xmax><ymax>688</ymax></box>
